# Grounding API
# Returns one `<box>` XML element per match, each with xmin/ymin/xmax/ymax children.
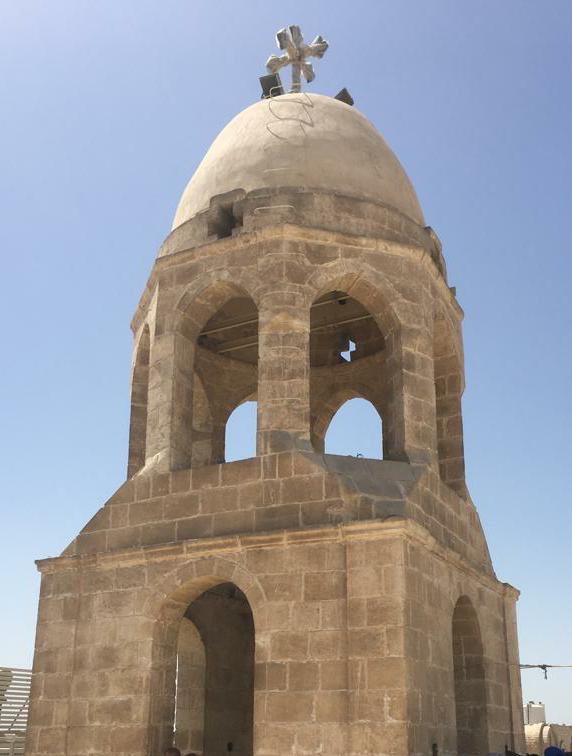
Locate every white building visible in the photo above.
<box><xmin>524</xmin><ymin>701</ymin><xmax>547</xmax><ymax>725</ymax></box>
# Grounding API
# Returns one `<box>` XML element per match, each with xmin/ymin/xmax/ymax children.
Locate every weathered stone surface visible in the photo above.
<box><xmin>26</xmin><ymin>92</ymin><xmax>524</xmax><ymax>756</ymax></box>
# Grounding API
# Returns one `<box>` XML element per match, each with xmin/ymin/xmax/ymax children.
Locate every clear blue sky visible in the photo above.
<box><xmin>1</xmin><ymin>0</ymin><xmax>571</xmax><ymax>723</ymax></box>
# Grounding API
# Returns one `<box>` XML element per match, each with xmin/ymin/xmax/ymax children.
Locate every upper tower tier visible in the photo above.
<box><xmin>172</xmin><ymin>93</ymin><xmax>425</xmax><ymax>230</ymax></box>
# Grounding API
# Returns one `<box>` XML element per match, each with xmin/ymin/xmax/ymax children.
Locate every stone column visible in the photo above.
<box><xmin>434</xmin><ymin>366</ymin><xmax>467</xmax><ymax>496</ymax></box>
<box><xmin>384</xmin><ymin>322</ymin><xmax>439</xmax><ymax>466</ymax></box>
<box><xmin>251</xmin><ymin>539</ymin><xmax>350</xmax><ymax>756</ymax></box>
<box><xmin>433</xmin><ymin>315</ymin><xmax>467</xmax><ymax>496</ymax></box>
<box><xmin>26</xmin><ymin>563</ymin><xmax>154</xmax><ymax>756</ymax></box>
<box><xmin>345</xmin><ymin>533</ymin><xmax>409</xmax><ymax>755</ymax></box>
<box><xmin>146</xmin><ymin>330</ymin><xmax>194</xmax><ymax>471</ymax></box>
<box><xmin>257</xmin><ymin>244</ymin><xmax>312</xmax><ymax>455</ymax></box>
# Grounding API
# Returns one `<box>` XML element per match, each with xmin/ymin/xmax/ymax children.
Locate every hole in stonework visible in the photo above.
<box><xmin>340</xmin><ymin>337</ymin><xmax>356</xmax><ymax>362</ymax></box>
<box><xmin>208</xmin><ymin>204</ymin><xmax>243</xmax><ymax>239</ymax></box>
<box><xmin>310</xmin><ymin>291</ymin><xmax>384</xmax><ymax>367</ymax></box>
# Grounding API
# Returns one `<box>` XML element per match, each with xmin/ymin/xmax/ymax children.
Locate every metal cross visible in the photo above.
<box><xmin>266</xmin><ymin>25</ymin><xmax>329</xmax><ymax>93</ymax></box>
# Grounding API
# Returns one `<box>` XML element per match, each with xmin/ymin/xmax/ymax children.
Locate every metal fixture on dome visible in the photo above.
<box><xmin>265</xmin><ymin>24</ymin><xmax>328</xmax><ymax>94</ymax></box>
<box><xmin>259</xmin><ymin>72</ymin><xmax>284</xmax><ymax>98</ymax></box>
<box><xmin>334</xmin><ymin>87</ymin><xmax>354</xmax><ymax>106</ymax></box>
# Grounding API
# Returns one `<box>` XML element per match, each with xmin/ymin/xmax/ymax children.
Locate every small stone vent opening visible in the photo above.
<box><xmin>309</xmin><ymin>290</ymin><xmax>384</xmax><ymax>367</ymax></box>
<box><xmin>174</xmin><ymin>583</ymin><xmax>255</xmax><ymax>756</ymax></box>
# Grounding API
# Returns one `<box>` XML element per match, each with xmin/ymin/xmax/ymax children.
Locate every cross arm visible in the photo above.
<box><xmin>300</xmin><ymin>61</ymin><xmax>316</xmax><ymax>83</ymax></box>
<box><xmin>266</xmin><ymin>53</ymin><xmax>291</xmax><ymax>74</ymax></box>
<box><xmin>306</xmin><ymin>35</ymin><xmax>329</xmax><ymax>59</ymax></box>
<box><xmin>276</xmin><ymin>25</ymin><xmax>303</xmax><ymax>56</ymax></box>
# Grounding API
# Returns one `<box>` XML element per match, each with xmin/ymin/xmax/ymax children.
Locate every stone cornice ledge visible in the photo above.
<box><xmin>37</xmin><ymin>517</ymin><xmax>518</xmax><ymax>599</ymax></box>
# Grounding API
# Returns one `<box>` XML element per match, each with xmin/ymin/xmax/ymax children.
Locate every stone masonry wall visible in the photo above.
<box><xmin>61</xmin><ymin>452</ymin><xmax>492</xmax><ymax>577</ymax></box>
<box><xmin>27</xmin><ymin>520</ymin><xmax>522</xmax><ymax>756</ymax></box>
<box><xmin>131</xmin><ymin>224</ymin><xmax>461</xmax><ymax>475</ymax></box>
<box><xmin>25</xmin><ymin>212</ymin><xmax>524</xmax><ymax>756</ymax></box>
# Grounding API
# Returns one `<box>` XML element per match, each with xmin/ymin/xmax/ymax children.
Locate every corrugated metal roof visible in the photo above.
<box><xmin>0</xmin><ymin>667</ymin><xmax>31</xmax><ymax>755</ymax></box>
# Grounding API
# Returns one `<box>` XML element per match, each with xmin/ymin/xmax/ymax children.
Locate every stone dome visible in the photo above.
<box><xmin>172</xmin><ymin>93</ymin><xmax>424</xmax><ymax>229</ymax></box>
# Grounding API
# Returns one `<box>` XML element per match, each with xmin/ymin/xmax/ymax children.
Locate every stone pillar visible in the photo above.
<box><xmin>146</xmin><ymin>331</ymin><xmax>194</xmax><ymax>471</ymax></box>
<box><xmin>26</xmin><ymin>564</ymin><xmax>153</xmax><ymax>756</ymax></box>
<box><xmin>251</xmin><ymin>539</ymin><xmax>350</xmax><ymax>756</ymax></box>
<box><xmin>257</xmin><ymin>249</ymin><xmax>311</xmax><ymax>454</ymax></box>
<box><xmin>433</xmin><ymin>316</ymin><xmax>467</xmax><ymax>496</ymax></box>
<box><xmin>388</xmin><ymin>323</ymin><xmax>439</xmax><ymax>466</ymax></box>
<box><xmin>25</xmin><ymin>570</ymin><xmax>78</xmax><ymax>756</ymax></box>
<box><xmin>346</xmin><ymin>534</ymin><xmax>409</xmax><ymax>755</ymax></box>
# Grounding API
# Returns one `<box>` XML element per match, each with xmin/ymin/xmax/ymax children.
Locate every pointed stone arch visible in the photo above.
<box><xmin>311</xmin><ymin>384</ymin><xmax>384</xmax><ymax>456</ymax></box>
<box><xmin>164</xmin><ymin>275</ymin><xmax>260</xmax><ymax>469</ymax></box>
<box><xmin>305</xmin><ymin>264</ymin><xmax>403</xmax><ymax>339</ymax></box>
<box><xmin>144</xmin><ymin>556</ymin><xmax>265</xmax><ymax>756</ymax></box>
<box><xmin>452</xmin><ymin>595</ymin><xmax>489</xmax><ymax>755</ymax></box>
<box><xmin>324</xmin><ymin>397</ymin><xmax>383</xmax><ymax>459</ymax></box>
<box><xmin>172</xmin><ymin>272</ymin><xmax>259</xmax><ymax>341</ymax></box>
<box><xmin>305</xmin><ymin>263</ymin><xmax>435</xmax><ymax>462</ymax></box>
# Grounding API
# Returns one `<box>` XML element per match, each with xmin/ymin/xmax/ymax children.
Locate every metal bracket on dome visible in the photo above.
<box><xmin>259</xmin><ymin>73</ymin><xmax>284</xmax><ymax>99</ymax></box>
<box><xmin>334</xmin><ymin>88</ymin><xmax>354</xmax><ymax>106</ymax></box>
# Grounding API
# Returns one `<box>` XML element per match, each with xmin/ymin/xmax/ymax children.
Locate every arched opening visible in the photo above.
<box><xmin>192</xmin><ymin>292</ymin><xmax>258</xmax><ymax>466</ymax></box>
<box><xmin>433</xmin><ymin>315</ymin><xmax>466</xmax><ymax>496</ymax></box>
<box><xmin>310</xmin><ymin>290</ymin><xmax>385</xmax><ymax>367</ymax></box>
<box><xmin>172</xmin><ymin>583</ymin><xmax>255</xmax><ymax>755</ymax></box>
<box><xmin>225</xmin><ymin>400</ymin><xmax>257</xmax><ymax>462</ymax></box>
<box><xmin>310</xmin><ymin>290</ymin><xmax>389</xmax><ymax>457</ymax></box>
<box><xmin>324</xmin><ymin>398</ymin><xmax>383</xmax><ymax>459</ymax></box>
<box><xmin>452</xmin><ymin>596</ymin><xmax>488</xmax><ymax>755</ymax></box>
<box><xmin>127</xmin><ymin>324</ymin><xmax>150</xmax><ymax>477</ymax></box>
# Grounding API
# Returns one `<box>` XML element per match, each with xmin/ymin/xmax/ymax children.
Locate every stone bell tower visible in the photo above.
<box><xmin>27</xmin><ymin>30</ymin><xmax>525</xmax><ymax>756</ymax></box>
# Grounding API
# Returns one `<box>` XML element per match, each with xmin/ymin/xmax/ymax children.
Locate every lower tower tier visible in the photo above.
<box><xmin>26</xmin><ymin>453</ymin><xmax>525</xmax><ymax>756</ymax></box>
